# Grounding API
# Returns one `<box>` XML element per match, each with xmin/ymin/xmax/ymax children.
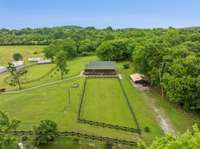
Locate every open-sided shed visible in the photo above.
<box><xmin>84</xmin><ymin>61</ymin><xmax>116</xmax><ymax>75</ymax></box>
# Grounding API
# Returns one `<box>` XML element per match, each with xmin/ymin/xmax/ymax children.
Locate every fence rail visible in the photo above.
<box><xmin>0</xmin><ymin>130</ymin><xmax>137</xmax><ymax>146</ymax></box>
<box><xmin>77</xmin><ymin>76</ymin><xmax>141</xmax><ymax>134</ymax></box>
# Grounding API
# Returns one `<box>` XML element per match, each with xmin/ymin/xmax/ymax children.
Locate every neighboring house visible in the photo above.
<box><xmin>84</xmin><ymin>61</ymin><xmax>116</xmax><ymax>75</ymax></box>
<box><xmin>37</xmin><ymin>59</ymin><xmax>52</xmax><ymax>64</ymax></box>
<box><xmin>0</xmin><ymin>66</ymin><xmax>7</xmax><ymax>73</ymax></box>
<box><xmin>28</xmin><ymin>57</ymin><xmax>43</xmax><ymax>62</ymax></box>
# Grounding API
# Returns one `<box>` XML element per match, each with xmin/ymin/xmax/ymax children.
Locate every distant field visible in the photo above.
<box><xmin>81</xmin><ymin>77</ymin><xmax>137</xmax><ymax>128</ymax></box>
<box><xmin>0</xmin><ymin>45</ymin><xmax>45</xmax><ymax>65</ymax></box>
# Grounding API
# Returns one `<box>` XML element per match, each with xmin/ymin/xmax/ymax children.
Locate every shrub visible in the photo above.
<box><xmin>33</xmin><ymin>51</ymin><xmax>38</xmax><ymax>55</ymax></box>
<box><xmin>144</xmin><ymin>126</ymin><xmax>150</xmax><ymax>133</ymax></box>
<box><xmin>12</xmin><ymin>53</ymin><xmax>23</xmax><ymax>61</ymax></box>
<box><xmin>33</xmin><ymin>120</ymin><xmax>58</xmax><ymax>146</ymax></box>
<box><xmin>123</xmin><ymin>63</ymin><xmax>130</xmax><ymax>69</ymax></box>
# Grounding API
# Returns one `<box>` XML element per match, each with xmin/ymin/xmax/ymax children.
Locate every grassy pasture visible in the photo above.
<box><xmin>81</xmin><ymin>77</ymin><xmax>137</xmax><ymax>128</ymax></box>
<box><xmin>0</xmin><ymin>77</ymin><xmax>139</xmax><ymax>142</ymax></box>
<box><xmin>0</xmin><ymin>46</ymin><xmax>199</xmax><ymax>147</ymax></box>
<box><xmin>0</xmin><ymin>46</ymin><xmax>45</xmax><ymax>65</ymax></box>
<box><xmin>0</xmin><ymin>55</ymin><xmax>97</xmax><ymax>91</ymax></box>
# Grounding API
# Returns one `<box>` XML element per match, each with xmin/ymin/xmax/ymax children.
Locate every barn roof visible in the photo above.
<box><xmin>85</xmin><ymin>61</ymin><xmax>116</xmax><ymax>70</ymax></box>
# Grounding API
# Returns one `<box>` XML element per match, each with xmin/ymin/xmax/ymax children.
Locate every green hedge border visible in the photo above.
<box><xmin>77</xmin><ymin>76</ymin><xmax>141</xmax><ymax>134</ymax></box>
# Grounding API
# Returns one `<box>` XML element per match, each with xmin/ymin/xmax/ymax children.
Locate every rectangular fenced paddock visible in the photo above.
<box><xmin>80</xmin><ymin>77</ymin><xmax>138</xmax><ymax>129</ymax></box>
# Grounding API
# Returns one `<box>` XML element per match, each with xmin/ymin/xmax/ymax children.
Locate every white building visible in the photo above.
<box><xmin>0</xmin><ymin>66</ymin><xmax>7</xmax><ymax>73</ymax></box>
<box><xmin>12</xmin><ymin>61</ymin><xmax>24</xmax><ymax>68</ymax></box>
<box><xmin>37</xmin><ymin>59</ymin><xmax>52</xmax><ymax>64</ymax></box>
<box><xmin>28</xmin><ymin>57</ymin><xmax>43</xmax><ymax>62</ymax></box>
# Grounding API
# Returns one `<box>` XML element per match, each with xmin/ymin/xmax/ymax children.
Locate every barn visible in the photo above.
<box><xmin>84</xmin><ymin>61</ymin><xmax>116</xmax><ymax>75</ymax></box>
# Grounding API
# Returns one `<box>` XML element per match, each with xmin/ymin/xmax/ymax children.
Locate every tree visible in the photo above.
<box><xmin>12</xmin><ymin>53</ymin><xmax>23</xmax><ymax>61</ymax></box>
<box><xmin>0</xmin><ymin>111</ymin><xmax>20</xmax><ymax>149</ymax></box>
<box><xmin>55</xmin><ymin>51</ymin><xmax>69</xmax><ymax>79</ymax></box>
<box><xmin>7</xmin><ymin>62</ymin><xmax>27</xmax><ymax>90</ymax></box>
<box><xmin>97</xmin><ymin>39</ymin><xmax>132</xmax><ymax>61</ymax></box>
<box><xmin>44</xmin><ymin>39</ymin><xmax>63</xmax><ymax>61</ymax></box>
<box><xmin>33</xmin><ymin>120</ymin><xmax>58</xmax><ymax>146</ymax></box>
<box><xmin>79</xmin><ymin>39</ymin><xmax>97</xmax><ymax>56</ymax></box>
<box><xmin>137</xmin><ymin>124</ymin><xmax>200</xmax><ymax>149</ymax></box>
<box><xmin>62</xmin><ymin>39</ymin><xmax>77</xmax><ymax>59</ymax></box>
<box><xmin>44</xmin><ymin>39</ymin><xmax>77</xmax><ymax>60</ymax></box>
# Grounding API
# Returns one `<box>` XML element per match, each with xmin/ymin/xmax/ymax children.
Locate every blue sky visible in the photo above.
<box><xmin>0</xmin><ymin>0</ymin><xmax>199</xmax><ymax>29</ymax></box>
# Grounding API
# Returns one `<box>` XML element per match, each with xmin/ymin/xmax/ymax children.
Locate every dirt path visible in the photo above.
<box><xmin>144</xmin><ymin>93</ymin><xmax>176</xmax><ymax>134</ymax></box>
<box><xmin>131</xmin><ymin>82</ymin><xmax>176</xmax><ymax>134</ymax></box>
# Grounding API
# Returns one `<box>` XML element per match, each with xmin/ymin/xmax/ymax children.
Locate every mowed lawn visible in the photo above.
<box><xmin>81</xmin><ymin>78</ymin><xmax>137</xmax><ymax>128</ymax></box>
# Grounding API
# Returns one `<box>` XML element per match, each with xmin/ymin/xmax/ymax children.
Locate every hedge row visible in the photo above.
<box><xmin>2</xmin><ymin>130</ymin><xmax>136</xmax><ymax>146</ymax></box>
<box><xmin>77</xmin><ymin>76</ymin><xmax>141</xmax><ymax>134</ymax></box>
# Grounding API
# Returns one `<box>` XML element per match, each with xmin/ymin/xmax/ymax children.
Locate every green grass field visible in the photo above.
<box><xmin>81</xmin><ymin>77</ymin><xmax>137</xmax><ymax>128</ymax></box>
<box><xmin>0</xmin><ymin>46</ymin><xmax>45</xmax><ymax>65</ymax></box>
<box><xmin>0</xmin><ymin>46</ymin><xmax>200</xmax><ymax>148</ymax></box>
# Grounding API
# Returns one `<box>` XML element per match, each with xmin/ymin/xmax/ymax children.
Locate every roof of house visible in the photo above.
<box><xmin>130</xmin><ymin>73</ymin><xmax>145</xmax><ymax>82</ymax></box>
<box><xmin>37</xmin><ymin>59</ymin><xmax>52</xmax><ymax>64</ymax></box>
<box><xmin>85</xmin><ymin>61</ymin><xmax>116</xmax><ymax>70</ymax></box>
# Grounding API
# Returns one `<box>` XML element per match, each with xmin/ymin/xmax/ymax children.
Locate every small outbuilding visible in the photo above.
<box><xmin>37</xmin><ymin>59</ymin><xmax>52</xmax><ymax>64</ymax></box>
<box><xmin>28</xmin><ymin>57</ymin><xmax>43</xmax><ymax>62</ymax></box>
<box><xmin>84</xmin><ymin>61</ymin><xmax>116</xmax><ymax>75</ymax></box>
<box><xmin>130</xmin><ymin>73</ymin><xmax>150</xmax><ymax>87</ymax></box>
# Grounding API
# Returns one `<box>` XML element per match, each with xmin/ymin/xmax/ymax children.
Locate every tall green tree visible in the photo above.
<box><xmin>44</xmin><ymin>39</ymin><xmax>77</xmax><ymax>60</ymax></box>
<box><xmin>7</xmin><ymin>63</ymin><xmax>27</xmax><ymax>90</ymax></box>
<box><xmin>97</xmin><ymin>39</ymin><xmax>132</xmax><ymax>61</ymax></box>
<box><xmin>55</xmin><ymin>51</ymin><xmax>69</xmax><ymax>79</ymax></box>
